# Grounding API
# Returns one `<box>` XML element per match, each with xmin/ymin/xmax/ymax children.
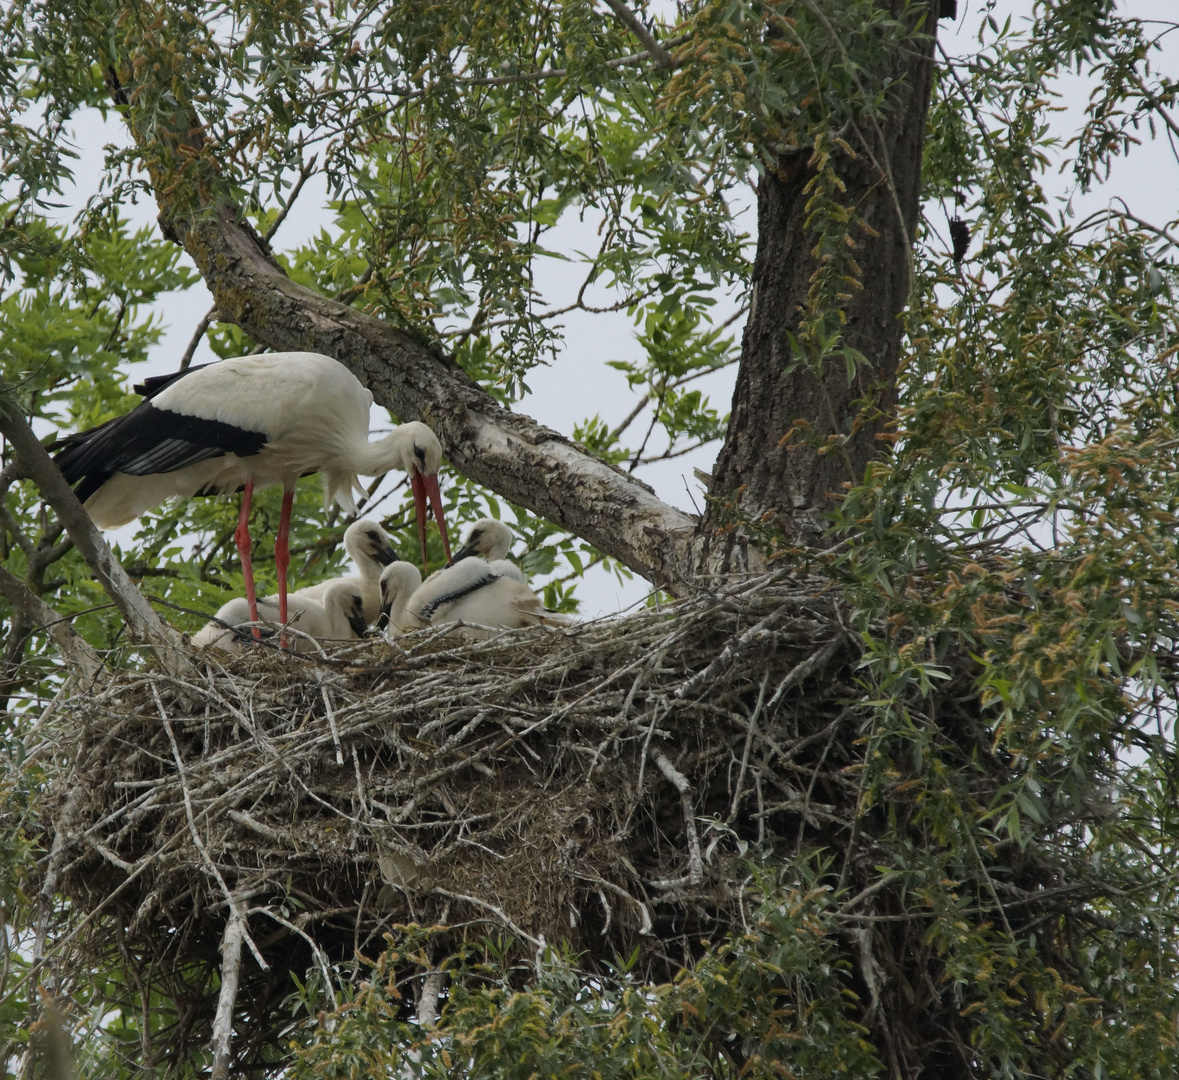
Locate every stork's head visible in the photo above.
<box><xmin>389</xmin><ymin>421</ymin><xmax>452</xmax><ymax>573</ymax></box>
<box><xmin>377</xmin><ymin>559</ymin><xmax>423</xmax><ymax>633</ymax></box>
<box><xmin>323</xmin><ymin>580</ymin><xmax>369</xmax><ymax>640</ymax></box>
<box><xmin>452</xmin><ymin>518</ymin><xmax>515</xmax><ymax>564</ymax></box>
<box><xmin>343</xmin><ymin>519</ymin><xmax>397</xmax><ymax>570</ymax></box>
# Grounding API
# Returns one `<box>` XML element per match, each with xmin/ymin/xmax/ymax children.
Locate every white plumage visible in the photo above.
<box><xmin>192</xmin><ymin>579</ymin><xmax>369</xmax><ymax>654</ymax></box>
<box><xmin>377</xmin><ymin>561</ymin><xmax>425</xmax><ymax>635</ymax></box>
<box><xmin>448</xmin><ymin>517</ymin><xmax>525</xmax><ymax>582</ymax></box>
<box><xmin>450</xmin><ymin>518</ymin><xmax>515</xmax><ymax>564</ymax></box>
<box><xmin>54</xmin><ymin>352</ymin><xmax>452</xmax><ymax>632</ymax></box>
<box><xmin>290</xmin><ymin>519</ymin><xmax>396</xmax><ymax>624</ymax></box>
<box><xmin>403</xmin><ymin>518</ymin><xmax>573</xmax><ymax>636</ymax></box>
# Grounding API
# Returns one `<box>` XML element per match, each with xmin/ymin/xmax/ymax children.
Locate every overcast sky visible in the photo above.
<box><xmin>53</xmin><ymin>0</ymin><xmax>1179</xmax><ymax>617</ymax></box>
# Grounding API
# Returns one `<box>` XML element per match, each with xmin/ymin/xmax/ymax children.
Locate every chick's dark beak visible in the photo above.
<box><xmin>374</xmin><ymin>538</ymin><xmax>397</xmax><ymax>567</ymax></box>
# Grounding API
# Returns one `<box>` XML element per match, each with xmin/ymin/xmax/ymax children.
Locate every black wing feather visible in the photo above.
<box><xmin>416</xmin><ymin>565</ymin><xmax>499</xmax><ymax>621</ymax></box>
<box><xmin>132</xmin><ymin>364</ymin><xmax>217</xmax><ymax>399</ymax></box>
<box><xmin>54</xmin><ymin>400</ymin><xmax>268</xmax><ymax>500</ymax></box>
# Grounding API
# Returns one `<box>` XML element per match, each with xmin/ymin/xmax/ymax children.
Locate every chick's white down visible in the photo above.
<box><xmin>192</xmin><ymin>579</ymin><xmax>368</xmax><ymax>654</ymax></box>
<box><xmin>377</xmin><ymin>561</ymin><xmax>424</xmax><ymax>635</ymax></box>
<box><xmin>398</xmin><ymin>518</ymin><xmax>573</xmax><ymax>636</ymax></box>
<box><xmin>287</xmin><ymin>519</ymin><xmax>396</xmax><ymax>624</ymax></box>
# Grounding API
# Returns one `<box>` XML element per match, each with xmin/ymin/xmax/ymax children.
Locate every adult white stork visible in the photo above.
<box><xmin>288</xmin><ymin>518</ymin><xmax>397</xmax><ymax>624</ymax></box>
<box><xmin>53</xmin><ymin>352</ymin><xmax>452</xmax><ymax>628</ymax></box>
<box><xmin>192</xmin><ymin>579</ymin><xmax>369</xmax><ymax>654</ymax></box>
<box><xmin>404</xmin><ymin>519</ymin><xmax>573</xmax><ymax>636</ymax></box>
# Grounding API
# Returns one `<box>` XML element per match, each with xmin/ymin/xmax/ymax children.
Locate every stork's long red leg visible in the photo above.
<box><xmin>235</xmin><ymin>478</ymin><xmax>259</xmax><ymax>639</ymax></box>
<box><xmin>275</xmin><ymin>487</ymin><xmax>294</xmax><ymax>648</ymax></box>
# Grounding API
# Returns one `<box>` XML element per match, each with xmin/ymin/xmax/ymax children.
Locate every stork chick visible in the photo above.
<box><xmin>193</xmin><ymin>579</ymin><xmax>368</xmax><ymax>654</ymax></box>
<box><xmin>291</xmin><ymin>518</ymin><xmax>397</xmax><ymax>624</ymax></box>
<box><xmin>376</xmin><ymin>561</ymin><xmax>425</xmax><ymax>635</ymax></box>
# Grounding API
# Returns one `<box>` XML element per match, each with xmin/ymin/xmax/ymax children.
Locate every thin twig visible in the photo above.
<box><xmin>650</xmin><ymin>750</ymin><xmax>703</xmax><ymax>885</ymax></box>
<box><xmin>179</xmin><ymin>306</ymin><xmax>217</xmax><ymax>372</ymax></box>
<box><xmin>263</xmin><ymin>157</ymin><xmax>317</xmax><ymax>243</ymax></box>
<box><xmin>431</xmin><ymin>888</ymin><xmax>543</xmax><ymax>948</ymax></box>
<box><xmin>728</xmin><ymin>671</ymin><xmax>768</xmax><ymax>823</ymax></box>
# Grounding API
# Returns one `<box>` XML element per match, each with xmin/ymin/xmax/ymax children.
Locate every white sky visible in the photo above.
<box><xmin>51</xmin><ymin>0</ymin><xmax>1179</xmax><ymax>618</ymax></box>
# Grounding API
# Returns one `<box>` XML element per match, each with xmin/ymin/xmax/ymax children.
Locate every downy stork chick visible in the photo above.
<box><xmin>405</xmin><ymin>557</ymin><xmax>572</xmax><ymax>638</ymax></box>
<box><xmin>290</xmin><ymin>518</ymin><xmax>396</xmax><ymax>624</ymax></box>
<box><xmin>448</xmin><ymin>517</ymin><xmax>525</xmax><ymax>583</ymax></box>
<box><xmin>376</xmin><ymin>560</ymin><xmax>424</xmax><ymax>635</ymax></box>
<box><xmin>53</xmin><ymin>352</ymin><xmax>452</xmax><ymax>629</ymax></box>
<box><xmin>192</xmin><ymin>579</ymin><xmax>369</xmax><ymax>654</ymax></box>
<box><xmin>451</xmin><ymin>518</ymin><xmax>516</xmax><ymax>565</ymax></box>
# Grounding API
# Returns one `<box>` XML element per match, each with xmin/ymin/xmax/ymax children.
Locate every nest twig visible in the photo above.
<box><xmin>28</xmin><ymin>569</ymin><xmax>1021</xmax><ymax>1073</ymax></box>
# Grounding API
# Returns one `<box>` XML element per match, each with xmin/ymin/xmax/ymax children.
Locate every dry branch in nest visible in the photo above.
<box><xmin>33</xmin><ymin>569</ymin><xmax>1033</xmax><ymax>1071</ymax></box>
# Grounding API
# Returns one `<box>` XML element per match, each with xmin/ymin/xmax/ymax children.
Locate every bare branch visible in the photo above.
<box><xmin>417</xmin><ymin>968</ymin><xmax>445</xmax><ymax>1027</ymax></box>
<box><xmin>334</xmin><ymin>263</ymin><xmax>373</xmax><ymax>306</ymax></box>
<box><xmin>179</xmin><ymin>306</ymin><xmax>217</xmax><ymax>373</ymax></box>
<box><xmin>600</xmin><ymin>0</ymin><xmax>675</xmax><ymax>69</ymax></box>
<box><xmin>263</xmin><ymin>156</ymin><xmax>317</xmax><ymax>244</ymax></box>
<box><xmin>431</xmin><ymin>887</ymin><xmax>544</xmax><ymax>948</ymax></box>
<box><xmin>210</xmin><ymin>907</ymin><xmax>245</xmax><ymax>1080</ymax></box>
<box><xmin>609</xmin><ymin>394</ymin><xmax>650</xmax><ymax>444</ymax></box>
<box><xmin>0</xmin><ymin>381</ymin><xmax>190</xmax><ymax>672</ymax></box>
<box><xmin>649</xmin><ymin>749</ymin><xmax>703</xmax><ymax>885</ymax></box>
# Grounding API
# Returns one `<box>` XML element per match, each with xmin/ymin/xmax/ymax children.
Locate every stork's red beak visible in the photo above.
<box><xmin>410</xmin><ymin>470</ymin><xmax>452</xmax><ymax>574</ymax></box>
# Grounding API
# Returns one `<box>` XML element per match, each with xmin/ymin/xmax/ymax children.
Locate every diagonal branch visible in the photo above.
<box><xmin>0</xmin><ymin>381</ymin><xmax>191</xmax><ymax>672</ymax></box>
<box><xmin>210</xmin><ymin>906</ymin><xmax>246</xmax><ymax>1080</ymax></box>
<box><xmin>600</xmin><ymin>0</ymin><xmax>676</xmax><ymax>69</ymax></box>
<box><xmin>119</xmin><ymin>144</ymin><xmax>699</xmax><ymax>592</ymax></box>
<box><xmin>0</xmin><ymin>565</ymin><xmax>104</xmax><ymax>682</ymax></box>
<box><xmin>178</xmin><ymin>305</ymin><xmax>217</xmax><ymax>372</ymax></box>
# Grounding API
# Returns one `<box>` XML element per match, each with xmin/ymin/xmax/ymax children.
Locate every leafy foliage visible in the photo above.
<box><xmin>289</xmin><ymin>882</ymin><xmax>883</xmax><ymax>1080</ymax></box>
<box><xmin>2</xmin><ymin>0</ymin><xmax>1179</xmax><ymax>1076</ymax></box>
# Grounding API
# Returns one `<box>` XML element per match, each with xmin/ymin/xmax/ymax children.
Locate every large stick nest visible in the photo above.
<box><xmin>40</xmin><ymin>570</ymin><xmax>1032</xmax><ymax>1072</ymax></box>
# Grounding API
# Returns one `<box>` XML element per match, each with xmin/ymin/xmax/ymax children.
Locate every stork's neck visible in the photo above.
<box><xmin>353</xmin><ymin>428</ymin><xmax>415</xmax><ymax>478</ymax></box>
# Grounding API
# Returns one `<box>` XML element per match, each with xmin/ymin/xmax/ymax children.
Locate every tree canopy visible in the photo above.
<box><xmin>4</xmin><ymin>0</ymin><xmax>1179</xmax><ymax>1076</ymax></box>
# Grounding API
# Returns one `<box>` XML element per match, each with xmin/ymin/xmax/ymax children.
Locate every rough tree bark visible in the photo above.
<box><xmin>700</xmin><ymin>1</ymin><xmax>938</xmax><ymax>566</ymax></box>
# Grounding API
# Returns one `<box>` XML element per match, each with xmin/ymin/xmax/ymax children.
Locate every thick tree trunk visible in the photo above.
<box><xmin>698</xmin><ymin>2</ymin><xmax>937</xmax><ymax>570</ymax></box>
